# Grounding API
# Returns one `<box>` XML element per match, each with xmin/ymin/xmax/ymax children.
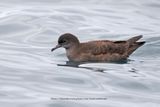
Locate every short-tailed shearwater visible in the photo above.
<box><xmin>51</xmin><ymin>33</ymin><xmax>145</xmax><ymax>62</ymax></box>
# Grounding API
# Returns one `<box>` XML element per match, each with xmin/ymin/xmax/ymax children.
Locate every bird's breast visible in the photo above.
<box><xmin>66</xmin><ymin>48</ymin><xmax>79</xmax><ymax>61</ymax></box>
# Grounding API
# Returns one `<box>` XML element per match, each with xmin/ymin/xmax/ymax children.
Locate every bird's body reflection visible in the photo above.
<box><xmin>57</xmin><ymin>60</ymin><xmax>129</xmax><ymax>73</ymax></box>
<box><xmin>57</xmin><ymin>61</ymin><xmax>106</xmax><ymax>72</ymax></box>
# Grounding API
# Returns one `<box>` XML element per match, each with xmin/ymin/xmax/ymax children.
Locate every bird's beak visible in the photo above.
<box><xmin>51</xmin><ymin>44</ymin><xmax>62</xmax><ymax>52</ymax></box>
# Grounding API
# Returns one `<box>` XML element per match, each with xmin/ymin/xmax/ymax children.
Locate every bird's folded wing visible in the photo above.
<box><xmin>81</xmin><ymin>41</ymin><xmax>128</xmax><ymax>55</ymax></box>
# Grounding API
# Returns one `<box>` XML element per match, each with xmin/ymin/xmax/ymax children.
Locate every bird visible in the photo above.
<box><xmin>51</xmin><ymin>33</ymin><xmax>145</xmax><ymax>62</ymax></box>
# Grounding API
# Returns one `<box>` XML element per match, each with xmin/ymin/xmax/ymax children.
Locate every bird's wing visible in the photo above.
<box><xmin>80</xmin><ymin>40</ymin><xmax>129</xmax><ymax>55</ymax></box>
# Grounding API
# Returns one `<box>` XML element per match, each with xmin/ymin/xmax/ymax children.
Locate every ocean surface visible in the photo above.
<box><xmin>0</xmin><ymin>0</ymin><xmax>160</xmax><ymax>107</ymax></box>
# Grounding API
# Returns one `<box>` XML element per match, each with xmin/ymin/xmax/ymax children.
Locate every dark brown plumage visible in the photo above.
<box><xmin>51</xmin><ymin>33</ymin><xmax>145</xmax><ymax>62</ymax></box>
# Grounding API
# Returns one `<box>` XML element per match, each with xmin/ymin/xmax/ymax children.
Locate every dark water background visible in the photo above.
<box><xmin>0</xmin><ymin>0</ymin><xmax>160</xmax><ymax>107</ymax></box>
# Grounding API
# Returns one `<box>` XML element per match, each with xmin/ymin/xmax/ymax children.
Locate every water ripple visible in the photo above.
<box><xmin>0</xmin><ymin>0</ymin><xmax>160</xmax><ymax>107</ymax></box>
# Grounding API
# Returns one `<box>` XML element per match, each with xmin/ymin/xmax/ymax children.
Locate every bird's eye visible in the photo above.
<box><xmin>59</xmin><ymin>40</ymin><xmax>66</xmax><ymax>44</ymax></box>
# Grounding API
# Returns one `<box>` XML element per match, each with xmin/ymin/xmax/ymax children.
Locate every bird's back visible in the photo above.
<box><xmin>75</xmin><ymin>35</ymin><xmax>145</xmax><ymax>62</ymax></box>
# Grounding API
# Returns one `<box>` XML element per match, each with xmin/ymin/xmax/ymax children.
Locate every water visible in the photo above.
<box><xmin>0</xmin><ymin>0</ymin><xmax>160</xmax><ymax>107</ymax></box>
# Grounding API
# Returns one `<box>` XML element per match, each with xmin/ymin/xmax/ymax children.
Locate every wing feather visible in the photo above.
<box><xmin>80</xmin><ymin>40</ymin><xmax>128</xmax><ymax>55</ymax></box>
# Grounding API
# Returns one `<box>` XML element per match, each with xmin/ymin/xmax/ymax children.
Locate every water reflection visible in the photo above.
<box><xmin>57</xmin><ymin>61</ymin><xmax>106</xmax><ymax>72</ymax></box>
<box><xmin>57</xmin><ymin>59</ymin><xmax>130</xmax><ymax>73</ymax></box>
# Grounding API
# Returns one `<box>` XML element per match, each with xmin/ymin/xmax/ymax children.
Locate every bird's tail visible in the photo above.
<box><xmin>127</xmin><ymin>35</ymin><xmax>145</xmax><ymax>55</ymax></box>
<box><xmin>128</xmin><ymin>35</ymin><xmax>143</xmax><ymax>45</ymax></box>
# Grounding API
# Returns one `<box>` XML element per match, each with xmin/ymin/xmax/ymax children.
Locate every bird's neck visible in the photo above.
<box><xmin>65</xmin><ymin>44</ymin><xmax>80</xmax><ymax>61</ymax></box>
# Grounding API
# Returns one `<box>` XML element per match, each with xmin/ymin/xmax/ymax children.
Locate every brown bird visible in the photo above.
<box><xmin>51</xmin><ymin>33</ymin><xmax>145</xmax><ymax>62</ymax></box>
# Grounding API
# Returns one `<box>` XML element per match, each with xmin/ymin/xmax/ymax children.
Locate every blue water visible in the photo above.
<box><xmin>0</xmin><ymin>0</ymin><xmax>160</xmax><ymax>107</ymax></box>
